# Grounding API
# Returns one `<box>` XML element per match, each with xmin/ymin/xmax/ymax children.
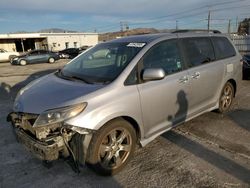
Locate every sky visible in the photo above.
<box><xmin>0</xmin><ymin>0</ymin><xmax>250</xmax><ymax>34</ymax></box>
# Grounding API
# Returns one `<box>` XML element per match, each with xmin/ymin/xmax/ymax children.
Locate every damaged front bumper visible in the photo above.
<box><xmin>7</xmin><ymin>112</ymin><xmax>93</xmax><ymax>164</ymax></box>
<box><xmin>15</xmin><ymin>128</ymin><xmax>66</xmax><ymax>161</ymax></box>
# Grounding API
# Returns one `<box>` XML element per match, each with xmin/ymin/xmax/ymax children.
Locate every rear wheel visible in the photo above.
<box><xmin>218</xmin><ymin>82</ymin><xmax>234</xmax><ymax>113</ymax></box>
<box><xmin>86</xmin><ymin>119</ymin><xmax>136</xmax><ymax>175</ymax></box>
<box><xmin>48</xmin><ymin>57</ymin><xmax>55</xmax><ymax>63</ymax></box>
<box><xmin>20</xmin><ymin>59</ymin><xmax>27</xmax><ymax>66</ymax></box>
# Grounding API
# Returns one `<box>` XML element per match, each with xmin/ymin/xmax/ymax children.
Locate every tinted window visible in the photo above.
<box><xmin>212</xmin><ymin>37</ymin><xmax>236</xmax><ymax>59</ymax></box>
<box><xmin>143</xmin><ymin>40</ymin><xmax>183</xmax><ymax>75</ymax></box>
<box><xmin>29</xmin><ymin>51</ymin><xmax>39</xmax><ymax>55</ymax></box>
<box><xmin>39</xmin><ymin>50</ymin><xmax>48</xmax><ymax>54</ymax></box>
<box><xmin>182</xmin><ymin>37</ymin><xmax>215</xmax><ymax>68</ymax></box>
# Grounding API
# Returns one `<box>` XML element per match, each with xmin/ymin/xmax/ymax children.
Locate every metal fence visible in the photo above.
<box><xmin>230</xmin><ymin>35</ymin><xmax>250</xmax><ymax>54</ymax></box>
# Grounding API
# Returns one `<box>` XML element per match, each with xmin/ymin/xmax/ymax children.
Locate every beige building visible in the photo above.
<box><xmin>0</xmin><ymin>32</ymin><xmax>98</xmax><ymax>52</ymax></box>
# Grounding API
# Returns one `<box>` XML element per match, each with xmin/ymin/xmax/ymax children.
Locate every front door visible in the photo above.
<box><xmin>137</xmin><ymin>39</ymin><xmax>190</xmax><ymax>138</ymax></box>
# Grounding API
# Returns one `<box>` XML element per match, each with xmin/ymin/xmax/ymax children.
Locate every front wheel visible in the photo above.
<box><xmin>218</xmin><ymin>82</ymin><xmax>234</xmax><ymax>113</ymax></box>
<box><xmin>20</xmin><ymin>59</ymin><xmax>27</xmax><ymax>66</ymax></box>
<box><xmin>48</xmin><ymin>57</ymin><xmax>55</xmax><ymax>63</ymax></box>
<box><xmin>86</xmin><ymin>119</ymin><xmax>136</xmax><ymax>175</ymax></box>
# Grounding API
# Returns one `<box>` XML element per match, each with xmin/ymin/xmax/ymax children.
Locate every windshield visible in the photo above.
<box><xmin>60</xmin><ymin>42</ymin><xmax>146</xmax><ymax>84</ymax></box>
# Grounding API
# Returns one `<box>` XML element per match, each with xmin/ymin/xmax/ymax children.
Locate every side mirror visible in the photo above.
<box><xmin>142</xmin><ymin>68</ymin><xmax>165</xmax><ymax>81</ymax></box>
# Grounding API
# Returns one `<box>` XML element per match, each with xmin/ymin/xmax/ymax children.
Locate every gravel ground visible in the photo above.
<box><xmin>0</xmin><ymin>60</ymin><xmax>250</xmax><ymax>188</ymax></box>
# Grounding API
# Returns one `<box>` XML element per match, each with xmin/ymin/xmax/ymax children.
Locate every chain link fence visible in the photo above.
<box><xmin>231</xmin><ymin>35</ymin><xmax>250</xmax><ymax>54</ymax></box>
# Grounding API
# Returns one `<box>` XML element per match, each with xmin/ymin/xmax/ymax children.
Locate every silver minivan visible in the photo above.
<box><xmin>8</xmin><ymin>31</ymin><xmax>242</xmax><ymax>175</ymax></box>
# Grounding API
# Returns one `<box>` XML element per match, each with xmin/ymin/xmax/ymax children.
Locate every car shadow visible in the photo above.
<box><xmin>168</xmin><ymin>90</ymin><xmax>188</xmax><ymax>125</ymax></box>
<box><xmin>228</xmin><ymin>109</ymin><xmax>250</xmax><ymax>132</ymax></box>
<box><xmin>162</xmin><ymin>131</ymin><xmax>250</xmax><ymax>184</ymax></box>
<box><xmin>0</xmin><ymin>69</ymin><xmax>57</xmax><ymax>105</ymax></box>
<box><xmin>162</xmin><ymin>90</ymin><xmax>250</xmax><ymax>184</ymax></box>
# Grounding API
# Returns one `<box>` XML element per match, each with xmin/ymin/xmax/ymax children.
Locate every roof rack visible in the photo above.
<box><xmin>172</xmin><ymin>29</ymin><xmax>221</xmax><ymax>34</ymax></box>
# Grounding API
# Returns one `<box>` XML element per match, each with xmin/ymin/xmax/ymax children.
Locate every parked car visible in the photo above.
<box><xmin>11</xmin><ymin>50</ymin><xmax>60</xmax><ymax>65</ymax></box>
<box><xmin>58</xmin><ymin>48</ymin><xmax>80</xmax><ymax>59</ymax></box>
<box><xmin>7</xmin><ymin>32</ymin><xmax>241</xmax><ymax>175</ymax></box>
<box><xmin>0</xmin><ymin>49</ymin><xmax>19</xmax><ymax>62</ymax></box>
<box><xmin>79</xmin><ymin>45</ymin><xmax>91</xmax><ymax>53</ymax></box>
<box><xmin>242</xmin><ymin>54</ymin><xmax>250</xmax><ymax>79</ymax></box>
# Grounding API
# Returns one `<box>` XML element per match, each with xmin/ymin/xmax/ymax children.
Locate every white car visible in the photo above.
<box><xmin>0</xmin><ymin>49</ymin><xmax>19</xmax><ymax>62</ymax></box>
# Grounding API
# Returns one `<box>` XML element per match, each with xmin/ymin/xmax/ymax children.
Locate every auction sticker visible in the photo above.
<box><xmin>127</xmin><ymin>43</ymin><xmax>146</xmax><ymax>48</ymax></box>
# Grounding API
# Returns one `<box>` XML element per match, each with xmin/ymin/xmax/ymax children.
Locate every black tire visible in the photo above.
<box><xmin>48</xmin><ymin>57</ymin><xmax>55</xmax><ymax>63</ymax></box>
<box><xmin>20</xmin><ymin>59</ymin><xmax>27</xmax><ymax>66</ymax></box>
<box><xmin>86</xmin><ymin>118</ymin><xmax>136</xmax><ymax>176</ymax></box>
<box><xmin>217</xmin><ymin>82</ymin><xmax>234</xmax><ymax>113</ymax></box>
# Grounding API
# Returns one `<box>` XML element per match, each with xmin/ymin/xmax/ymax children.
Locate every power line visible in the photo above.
<box><xmin>85</xmin><ymin>0</ymin><xmax>250</xmax><ymax>32</ymax></box>
<box><xmin>211</xmin><ymin>4</ymin><xmax>250</xmax><ymax>12</ymax></box>
<box><xmin>128</xmin><ymin>2</ymin><xmax>249</xmax><ymax>28</ymax></box>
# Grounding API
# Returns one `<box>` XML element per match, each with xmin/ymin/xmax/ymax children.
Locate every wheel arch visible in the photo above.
<box><xmin>227</xmin><ymin>79</ymin><xmax>237</xmax><ymax>97</ymax></box>
<box><xmin>101</xmin><ymin>116</ymin><xmax>142</xmax><ymax>144</ymax></box>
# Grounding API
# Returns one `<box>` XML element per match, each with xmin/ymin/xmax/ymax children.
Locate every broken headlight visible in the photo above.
<box><xmin>33</xmin><ymin>103</ymin><xmax>87</xmax><ymax>127</ymax></box>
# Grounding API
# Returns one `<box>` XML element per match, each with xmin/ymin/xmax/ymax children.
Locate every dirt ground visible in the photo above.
<box><xmin>0</xmin><ymin>60</ymin><xmax>250</xmax><ymax>188</ymax></box>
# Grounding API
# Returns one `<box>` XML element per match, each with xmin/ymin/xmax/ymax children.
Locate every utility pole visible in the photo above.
<box><xmin>125</xmin><ymin>22</ymin><xmax>129</xmax><ymax>31</ymax></box>
<box><xmin>248</xmin><ymin>20</ymin><xmax>250</xmax><ymax>35</ymax></box>
<box><xmin>21</xmin><ymin>38</ymin><xmax>25</xmax><ymax>52</ymax></box>
<box><xmin>176</xmin><ymin>20</ymin><xmax>179</xmax><ymax>30</ymax></box>
<box><xmin>120</xmin><ymin>21</ymin><xmax>124</xmax><ymax>32</ymax></box>
<box><xmin>207</xmin><ymin>10</ymin><xmax>211</xmax><ymax>32</ymax></box>
<box><xmin>120</xmin><ymin>21</ymin><xmax>129</xmax><ymax>32</ymax></box>
<box><xmin>228</xmin><ymin>19</ymin><xmax>231</xmax><ymax>34</ymax></box>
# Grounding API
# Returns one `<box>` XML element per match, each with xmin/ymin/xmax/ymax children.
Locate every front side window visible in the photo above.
<box><xmin>29</xmin><ymin>51</ymin><xmax>39</xmax><ymax>55</ymax></box>
<box><xmin>182</xmin><ymin>37</ymin><xmax>215</xmax><ymax>68</ymax></box>
<box><xmin>143</xmin><ymin>40</ymin><xmax>183</xmax><ymax>75</ymax></box>
<box><xmin>60</xmin><ymin>42</ymin><xmax>145</xmax><ymax>84</ymax></box>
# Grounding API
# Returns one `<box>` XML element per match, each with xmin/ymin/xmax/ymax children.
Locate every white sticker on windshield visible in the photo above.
<box><xmin>127</xmin><ymin>43</ymin><xmax>146</xmax><ymax>48</ymax></box>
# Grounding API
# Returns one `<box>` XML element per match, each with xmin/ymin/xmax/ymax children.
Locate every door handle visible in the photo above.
<box><xmin>179</xmin><ymin>76</ymin><xmax>189</xmax><ymax>83</ymax></box>
<box><xmin>191</xmin><ymin>72</ymin><xmax>200</xmax><ymax>79</ymax></box>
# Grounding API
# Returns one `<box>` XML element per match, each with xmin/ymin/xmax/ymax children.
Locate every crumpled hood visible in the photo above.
<box><xmin>14</xmin><ymin>73</ymin><xmax>104</xmax><ymax>114</ymax></box>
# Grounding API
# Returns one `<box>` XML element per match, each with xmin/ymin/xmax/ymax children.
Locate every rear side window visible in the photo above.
<box><xmin>182</xmin><ymin>37</ymin><xmax>215</xmax><ymax>68</ymax></box>
<box><xmin>212</xmin><ymin>37</ymin><xmax>236</xmax><ymax>60</ymax></box>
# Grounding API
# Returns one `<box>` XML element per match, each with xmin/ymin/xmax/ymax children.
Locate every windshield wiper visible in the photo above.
<box><xmin>56</xmin><ymin>70</ymin><xmax>92</xmax><ymax>84</ymax></box>
<box><xmin>67</xmin><ymin>75</ymin><xmax>93</xmax><ymax>84</ymax></box>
